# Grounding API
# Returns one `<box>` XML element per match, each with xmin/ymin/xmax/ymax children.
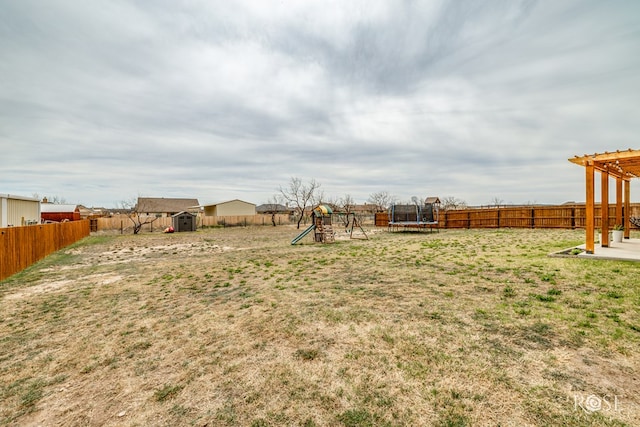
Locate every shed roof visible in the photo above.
<box><xmin>171</xmin><ymin>211</ymin><xmax>196</xmax><ymax>218</ymax></box>
<box><xmin>40</xmin><ymin>204</ymin><xmax>78</xmax><ymax>213</ymax></box>
<box><xmin>136</xmin><ymin>197</ymin><xmax>200</xmax><ymax>213</ymax></box>
<box><xmin>0</xmin><ymin>194</ymin><xmax>40</xmax><ymax>202</ymax></box>
<box><xmin>569</xmin><ymin>149</ymin><xmax>640</xmax><ymax>180</ymax></box>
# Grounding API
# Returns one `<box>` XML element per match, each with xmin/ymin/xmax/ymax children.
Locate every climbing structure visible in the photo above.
<box><xmin>312</xmin><ymin>205</ymin><xmax>334</xmax><ymax>243</ymax></box>
<box><xmin>291</xmin><ymin>205</ymin><xmax>335</xmax><ymax>244</ymax></box>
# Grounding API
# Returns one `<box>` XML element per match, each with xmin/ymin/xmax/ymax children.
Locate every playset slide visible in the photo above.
<box><xmin>291</xmin><ymin>224</ymin><xmax>316</xmax><ymax>245</ymax></box>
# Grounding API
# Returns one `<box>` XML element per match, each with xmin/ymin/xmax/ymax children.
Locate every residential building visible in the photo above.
<box><xmin>136</xmin><ymin>197</ymin><xmax>200</xmax><ymax>217</ymax></box>
<box><xmin>202</xmin><ymin>199</ymin><xmax>256</xmax><ymax>216</ymax></box>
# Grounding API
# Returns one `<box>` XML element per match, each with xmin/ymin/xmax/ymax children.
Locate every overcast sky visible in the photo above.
<box><xmin>2</xmin><ymin>0</ymin><xmax>639</xmax><ymax>208</ymax></box>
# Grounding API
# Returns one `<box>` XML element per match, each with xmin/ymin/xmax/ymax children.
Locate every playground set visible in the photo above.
<box><xmin>291</xmin><ymin>205</ymin><xmax>368</xmax><ymax>245</ymax></box>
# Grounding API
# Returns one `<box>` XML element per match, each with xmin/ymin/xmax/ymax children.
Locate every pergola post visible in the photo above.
<box><xmin>624</xmin><ymin>180</ymin><xmax>631</xmax><ymax>239</ymax></box>
<box><xmin>585</xmin><ymin>161</ymin><xmax>595</xmax><ymax>254</ymax></box>
<box><xmin>601</xmin><ymin>171</ymin><xmax>609</xmax><ymax>247</ymax></box>
<box><xmin>616</xmin><ymin>177</ymin><xmax>623</xmax><ymax>226</ymax></box>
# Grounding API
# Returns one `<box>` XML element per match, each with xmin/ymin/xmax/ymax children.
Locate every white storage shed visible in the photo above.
<box><xmin>1</xmin><ymin>194</ymin><xmax>41</xmax><ymax>227</ymax></box>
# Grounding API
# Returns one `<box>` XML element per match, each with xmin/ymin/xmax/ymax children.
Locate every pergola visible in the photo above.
<box><xmin>569</xmin><ymin>149</ymin><xmax>640</xmax><ymax>253</ymax></box>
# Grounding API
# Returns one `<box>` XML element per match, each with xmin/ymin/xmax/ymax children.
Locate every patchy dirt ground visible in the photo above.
<box><xmin>1</xmin><ymin>226</ymin><xmax>639</xmax><ymax>426</ymax></box>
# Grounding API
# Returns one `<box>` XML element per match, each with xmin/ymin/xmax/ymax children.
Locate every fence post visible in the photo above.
<box><xmin>497</xmin><ymin>208</ymin><xmax>501</xmax><ymax>229</ymax></box>
<box><xmin>531</xmin><ymin>208</ymin><xmax>535</xmax><ymax>229</ymax></box>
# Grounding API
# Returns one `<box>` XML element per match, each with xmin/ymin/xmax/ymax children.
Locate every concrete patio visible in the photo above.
<box><xmin>576</xmin><ymin>238</ymin><xmax>640</xmax><ymax>262</ymax></box>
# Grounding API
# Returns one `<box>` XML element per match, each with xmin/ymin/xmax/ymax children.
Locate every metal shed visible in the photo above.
<box><xmin>172</xmin><ymin>211</ymin><xmax>197</xmax><ymax>232</ymax></box>
<box><xmin>1</xmin><ymin>194</ymin><xmax>41</xmax><ymax>227</ymax></box>
<box><xmin>201</xmin><ymin>199</ymin><xmax>256</xmax><ymax>216</ymax></box>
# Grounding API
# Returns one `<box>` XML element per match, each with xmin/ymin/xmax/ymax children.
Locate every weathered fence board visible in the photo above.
<box><xmin>0</xmin><ymin>220</ymin><xmax>90</xmax><ymax>281</ymax></box>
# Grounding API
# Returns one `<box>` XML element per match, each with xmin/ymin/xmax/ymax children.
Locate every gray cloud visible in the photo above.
<box><xmin>2</xmin><ymin>0</ymin><xmax>639</xmax><ymax>207</ymax></box>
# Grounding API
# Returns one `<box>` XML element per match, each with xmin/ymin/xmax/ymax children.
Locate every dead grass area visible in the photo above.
<box><xmin>1</xmin><ymin>226</ymin><xmax>639</xmax><ymax>426</ymax></box>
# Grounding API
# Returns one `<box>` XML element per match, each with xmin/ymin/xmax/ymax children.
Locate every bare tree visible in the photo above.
<box><xmin>367</xmin><ymin>191</ymin><xmax>396</xmax><ymax>212</ymax></box>
<box><xmin>49</xmin><ymin>195</ymin><xmax>67</xmax><ymax>204</ymax></box>
<box><xmin>490</xmin><ymin>196</ymin><xmax>504</xmax><ymax>207</ymax></box>
<box><xmin>441</xmin><ymin>196</ymin><xmax>467</xmax><ymax>211</ymax></box>
<box><xmin>339</xmin><ymin>194</ymin><xmax>356</xmax><ymax>215</ymax></box>
<box><xmin>119</xmin><ymin>197</ymin><xmax>159</xmax><ymax>234</ymax></box>
<box><xmin>322</xmin><ymin>196</ymin><xmax>341</xmax><ymax>214</ymax></box>
<box><xmin>37</xmin><ymin>194</ymin><xmax>67</xmax><ymax>204</ymax></box>
<box><xmin>264</xmin><ymin>195</ymin><xmax>281</xmax><ymax>226</ymax></box>
<box><xmin>312</xmin><ymin>188</ymin><xmax>325</xmax><ymax>209</ymax></box>
<box><xmin>278</xmin><ymin>177</ymin><xmax>321</xmax><ymax>229</ymax></box>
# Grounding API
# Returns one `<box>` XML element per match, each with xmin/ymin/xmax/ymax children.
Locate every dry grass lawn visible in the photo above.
<box><xmin>1</xmin><ymin>226</ymin><xmax>639</xmax><ymax>426</ymax></box>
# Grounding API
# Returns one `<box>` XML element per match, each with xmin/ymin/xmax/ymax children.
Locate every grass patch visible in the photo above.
<box><xmin>337</xmin><ymin>409</ymin><xmax>389</xmax><ymax>427</ymax></box>
<box><xmin>154</xmin><ymin>384</ymin><xmax>184</xmax><ymax>402</ymax></box>
<box><xmin>294</xmin><ymin>348</ymin><xmax>320</xmax><ymax>361</ymax></box>
<box><xmin>1</xmin><ymin>227</ymin><xmax>638</xmax><ymax>426</ymax></box>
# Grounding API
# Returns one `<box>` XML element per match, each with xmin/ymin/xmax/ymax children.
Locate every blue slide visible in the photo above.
<box><xmin>291</xmin><ymin>224</ymin><xmax>316</xmax><ymax>245</ymax></box>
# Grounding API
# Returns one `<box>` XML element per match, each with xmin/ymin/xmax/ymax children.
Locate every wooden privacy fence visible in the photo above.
<box><xmin>0</xmin><ymin>220</ymin><xmax>90</xmax><ymax>281</ymax></box>
<box><xmin>95</xmin><ymin>214</ymin><xmax>293</xmax><ymax>233</ymax></box>
<box><xmin>376</xmin><ymin>204</ymin><xmax>640</xmax><ymax>230</ymax></box>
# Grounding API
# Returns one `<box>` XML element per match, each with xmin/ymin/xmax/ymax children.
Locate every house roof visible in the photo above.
<box><xmin>40</xmin><ymin>204</ymin><xmax>78</xmax><ymax>213</ymax></box>
<box><xmin>256</xmin><ymin>203</ymin><xmax>291</xmax><ymax>212</ymax></box>
<box><xmin>569</xmin><ymin>149</ymin><xmax>640</xmax><ymax>180</ymax></box>
<box><xmin>425</xmin><ymin>197</ymin><xmax>441</xmax><ymax>204</ymax></box>
<box><xmin>136</xmin><ymin>197</ymin><xmax>200</xmax><ymax>213</ymax></box>
<box><xmin>200</xmin><ymin>199</ymin><xmax>255</xmax><ymax>207</ymax></box>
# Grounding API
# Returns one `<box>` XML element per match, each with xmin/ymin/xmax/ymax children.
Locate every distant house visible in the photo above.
<box><xmin>78</xmin><ymin>205</ymin><xmax>108</xmax><ymax>219</ymax></box>
<box><xmin>425</xmin><ymin>197</ymin><xmax>441</xmax><ymax>205</ymax></box>
<box><xmin>256</xmin><ymin>203</ymin><xmax>293</xmax><ymax>214</ymax></box>
<box><xmin>352</xmin><ymin>204</ymin><xmax>380</xmax><ymax>215</ymax></box>
<box><xmin>202</xmin><ymin>199</ymin><xmax>256</xmax><ymax>216</ymax></box>
<box><xmin>41</xmin><ymin>204</ymin><xmax>81</xmax><ymax>222</ymax></box>
<box><xmin>0</xmin><ymin>194</ymin><xmax>40</xmax><ymax>227</ymax></box>
<box><xmin>136</xmin><ymin>197</ymin><xmax>200</xmax><ymax>217</ymax></box>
